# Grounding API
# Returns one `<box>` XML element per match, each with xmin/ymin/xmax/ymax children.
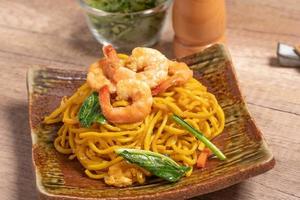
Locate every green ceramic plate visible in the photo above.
<box><xmin>27</xmin><ymin>44</ymin><xmax>275</xmax><ymax>200</ymax></box>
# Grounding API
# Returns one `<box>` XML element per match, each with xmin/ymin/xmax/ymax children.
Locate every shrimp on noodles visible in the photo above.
<box><xmin>45</xmin><ymin>44</ymin><xmax>227</xmax><ymax>188</ymax></box>
<box><xmin>87</xmin><ymin>61</ymin><xmax>116</xmax><ymax>93</ymax></box>
<box><xmin>87</xmin><ymin>45</ymin><xmax>135</xmax><ymax>92</ymax></box>
<box><xmin>152</xmin><ymin>61</ymin><xmax>193</xmax><ymax>95</ymax></box>
<box><xmin>126</xmin><ymin>47</ymin><xmax>169</xmax><ymax>88</ymax></box>
<box><xmin>99</xmin><ymin>79</ymin><xmax>153</xmax><ymax>124</ymax></box>
<box><xmin>102</xmin><ymin>45</ymin><xmax>136</xmax><ymax>83</ymax></box>
<box><xmin>104</xmin><ymin>161</ymin><xmax>149</xmax><ymax>187</ymax></box>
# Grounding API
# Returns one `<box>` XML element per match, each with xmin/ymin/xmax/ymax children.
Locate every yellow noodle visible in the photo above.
<box><xmin>88</xmin><ymin>157</ymin><xmax>123</xmax><ymax>170</ymax></box>
<box><xmin>163</xmin><ymin>125</ymin><xmax>186</xmax><ymax>135</ymax></box>
<box><xmin>54</xmin><ymin>136</ymin><xmax>72</xmax><ymax>154</ymax></box>
<box><xmin>60</xmin><ymin>125</ymin><xmax>68</xmax><ymax>147</ymax></box>
<box><xmin>44</xmin><ymin>83</ymin><xmax>90</xmax><ymax>121</ymax></box>
<box><xmin>44</xmin><ymin>78</ymin><xmax>225</xmax><ymax>185</ymax></box>
<box><xmin>171</xmin><ymin>142</ymin><xmax>198</xmax><ymax>155</ymax></box>
<box><xmin>151</xmin><ymin>115</ymin><xmax>168</xmax><ymax>152</ymax></box>
<box><xmin>166</xmin><ymin>135</ymin><xmax>177</xmax><ymax>147</ymax></box>
<box><xmin>68</xmin><ymin>129</ymin><xmax>76</xmax><ymax>152</ymax></box>
<box><xmin>144</xmin><ymin>111</ymin><xmax>162</xmax><ymax>150</ymax></box>
<box><xmin>112</xmin><ymin>100</ymin><xmax>129</xmax><ymax>107</ymax></box>
<box><xmin>85</xmin><ymin>169</ymin><xmax>106</xmax><ymax>179</ymax></box>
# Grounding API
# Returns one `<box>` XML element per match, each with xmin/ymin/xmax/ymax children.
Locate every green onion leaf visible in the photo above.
<box><xmin>172</xmin><ymin>114</ymin><xmax>227</xmax><ymax>160</ymax></box>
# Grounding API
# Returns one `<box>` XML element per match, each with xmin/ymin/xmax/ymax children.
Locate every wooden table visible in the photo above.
<box><xmin>0</xmin><ymin>0</ymin><xmax>299</xmax><ymax>199</ymax></box>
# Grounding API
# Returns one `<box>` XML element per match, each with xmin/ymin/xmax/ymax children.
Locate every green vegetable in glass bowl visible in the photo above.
<box><xmin>78</xmin><ymin>0</ymin><xmax>172</xmax><ymax>51</ymax></box>
<box><xmin>87</xmin><ymin>0</ymin><xmax>166</xmax><ymax>13</ymax></box>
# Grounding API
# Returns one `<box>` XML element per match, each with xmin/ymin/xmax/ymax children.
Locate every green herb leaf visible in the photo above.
<box><xmin>78</xmin><ymin>92</ymin><xmax>106</xmax><ymax>127</ymax></box>
<box><xmin>172</xmin><ymin>114</ymin><xmax>227</xmax><ymax>160</ymax></box>
<box><xmin>116</xmin><ymin>148</ymin><xmax>190</xmax><ymax>182</ymax></box>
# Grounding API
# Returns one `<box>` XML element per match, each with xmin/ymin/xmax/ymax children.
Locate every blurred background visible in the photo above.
<box><xmin>1</xmin><ymin>1</ymin><xmax>299</xmax><ymax>61</ymax></box>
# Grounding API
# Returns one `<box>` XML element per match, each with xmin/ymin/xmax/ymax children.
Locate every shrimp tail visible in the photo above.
<box><xmin>151</xmin><ymin>76</ymin><xmax>178</xmax><ymax>95</ymax></box>
<box><xmin>102</xmin><ymin>45</ymin><xmax>121</xmax><ymax>82</ymax></box>
<box><xmin>152</xmin><ymin>74</ymin><xmax>190</xmax><ymax>95</ymax></box>
<box><xmin>103</xmin><ymin>45</ymin><xmax>119</xmax><ymax>60</ymax></box>
<box><xmin>152</xmin><ymin>62</ymin><xmax>193</xmax><ymax>95</ymax></box>
<box><xmin>99</xmin><ymin>85</ymin><xmax>112</xmax><ymax>117</ymax></box>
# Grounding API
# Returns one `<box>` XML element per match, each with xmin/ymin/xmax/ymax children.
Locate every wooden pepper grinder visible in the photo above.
<box><xmin>172</xmin><ymin>0</ymin><xmax>226</xmax><ymax>58</ymax></box>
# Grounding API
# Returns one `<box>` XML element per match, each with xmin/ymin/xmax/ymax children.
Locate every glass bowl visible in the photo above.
<box><xmin>78</xmin><ymin>0</ymin><xmax>172</xmax><ymax>52</ymax></box>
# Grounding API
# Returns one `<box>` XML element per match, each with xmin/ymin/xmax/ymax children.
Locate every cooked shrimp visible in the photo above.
<box><xmin>99</xmin><ymin>79</ymin><xmax>153</xmax><ymax>124</ymax></box>
<box><xmin>87</xmin><ymin>61</ymin><xmax>116</xmax><ymax>93</ymax></box>
<box><xmin>112</xmin><ymin>66</ymin><xmax>136</xmax><ymax>82</ymax></box>
<box><xmin>152</xmin><ymin>61</ymin><xmax>193</xmax><ymax>95</ymax></box>
<box><xmin>104</xmin><ymin>161</ymin><xmax>148</xmax><ymax>187</ymax></box>
<box><xmin>127</xmin><ymin>47</ymin><xmax>169</xmax><ymax>88</ymax></box>
<box><xmin>102</xmin><ymin>45</ymin><xmax>136</xmax><ymax>83</ymax></box>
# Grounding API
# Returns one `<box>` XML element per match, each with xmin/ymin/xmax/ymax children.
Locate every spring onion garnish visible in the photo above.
<box><xmin>171</xmin><ymin>114</ymin><xmax>227</xmax><ymax>160</ymax></box>
<box><xmin>115</xmin><ymin>148</ymin><xmax>190</xmax><ymax>182</ymax></box>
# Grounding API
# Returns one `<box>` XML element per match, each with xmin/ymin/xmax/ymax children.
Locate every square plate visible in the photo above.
<box><xmin>27</xmin><ymin>44</ymin><xmax>275</xmax><ymax>200</ymax></box>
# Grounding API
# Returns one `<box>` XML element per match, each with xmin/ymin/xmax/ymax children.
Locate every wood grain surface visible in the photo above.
<box><xmin>0</xmin><ymin>0</ymin><xmax>299</xmax><ymax>200</ymax></box>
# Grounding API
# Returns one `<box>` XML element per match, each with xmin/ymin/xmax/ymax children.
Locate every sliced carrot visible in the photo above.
<box><xmin>203</xmin><ymin>148</ymin><xmax>212</xmax><ymax>155</ymax></box>
<box><xmin>197</xmin><ymin>151</ymin><xmax>208</xmax><ymax>168</ymax></box>
<box><xmin>197</xmin><ymin>149</ymin><xmax>209</xmax><ymax>168</ymax></box>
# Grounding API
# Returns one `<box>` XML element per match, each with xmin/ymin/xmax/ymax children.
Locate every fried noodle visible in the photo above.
<box><xmin>44</xmin><ymin>77</ymin><xmax>224</xmax><ymax>183</ymax></box>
